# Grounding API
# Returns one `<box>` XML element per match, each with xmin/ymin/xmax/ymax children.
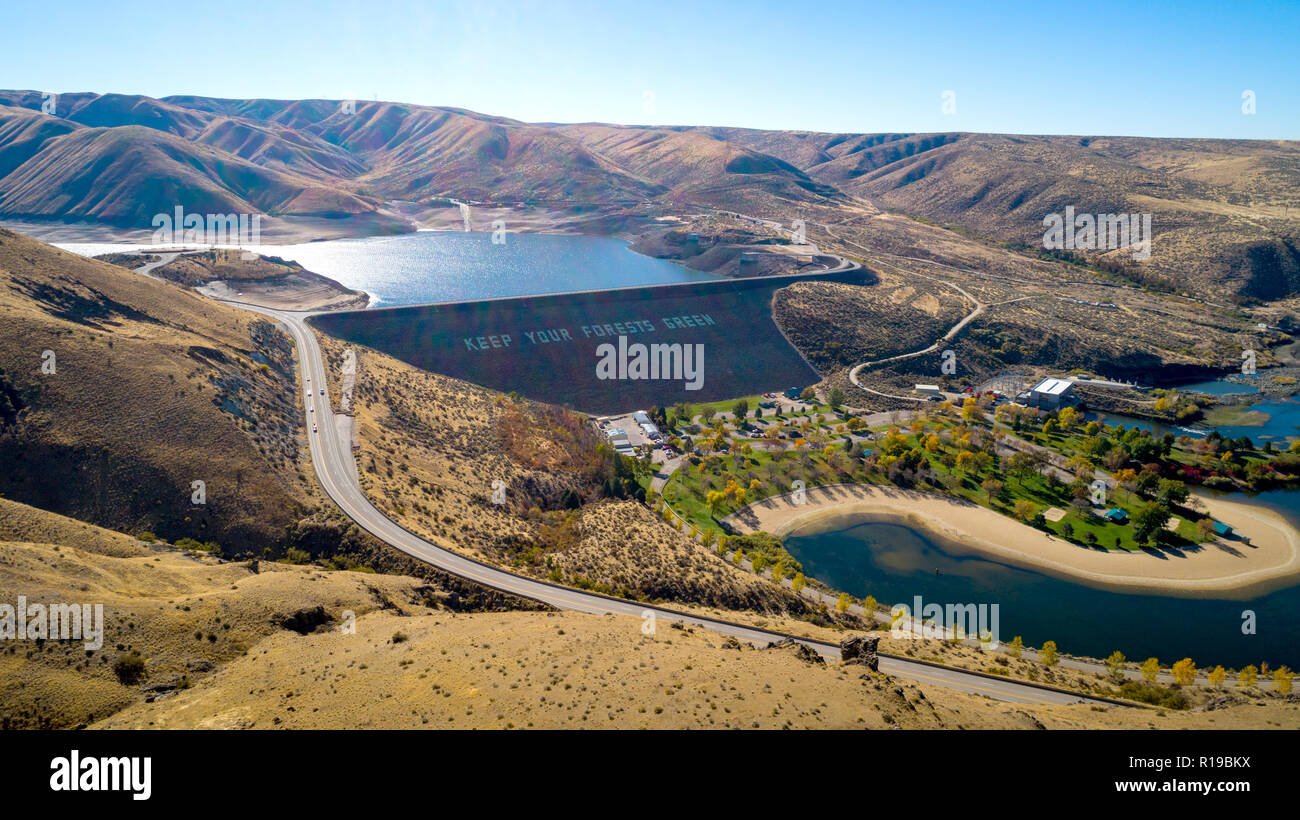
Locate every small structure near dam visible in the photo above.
<box><xmin>310</xmin><ymin>267</ymin><xmax>870</xmax><ymax>415</ymax></box>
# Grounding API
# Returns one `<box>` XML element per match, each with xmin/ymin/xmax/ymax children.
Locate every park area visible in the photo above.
<box><xmin>653</xmin><ymin>393</ymin><xmax>1297</xmax><ymax>554</ymax></box>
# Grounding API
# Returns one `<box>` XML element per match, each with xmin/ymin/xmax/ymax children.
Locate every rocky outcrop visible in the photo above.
<box><xmin>280</xmin><ymin>606</ymin><xmax>332</xmax><ymax>634</ymax></box>
<box><xmin>841</xmin><ymin>634</ymin><xmax>880</xmax><ymax>671</ymax></box>
<box><xmin>764</xmin><ymin>637</ymin><xmax>826</xmax><ymax>665</ymax></box>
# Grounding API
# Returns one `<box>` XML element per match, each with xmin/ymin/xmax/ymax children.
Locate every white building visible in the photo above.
<box><xmin>1030</xmin><ymin>378</ymin><xmax>1075</xmax><ymax>409</ymax></box>
<box><xmin>606</xmin><ymin>428</ymin><xmax>630</xmax><ymax>446</ymax></box>
<box><xmin>914</xmin><ymin>384</ymin><xmax>944</xmax><ymax>399</ymax></box>
<box><xmin>632</xmin><ymin>410</ymin><xmax>651</xmax><ymax>426</ymax></box>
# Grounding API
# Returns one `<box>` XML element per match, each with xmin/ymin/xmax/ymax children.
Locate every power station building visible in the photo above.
<box><xmin>1027</xmin><ymin>378</ymin><xmax>1075</xmax><ymax>410</ymax></box>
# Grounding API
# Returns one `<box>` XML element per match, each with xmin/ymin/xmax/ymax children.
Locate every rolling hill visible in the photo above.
<box><xmin>693</xmin><ymin>127</ymin><xmax>1300</xmax><ymax>300</ymax></box>
<box><xmin>0</xmin><ymin>90</ymin><xmax>1296</xmax><ymax>300</ymax></box>
<box><xmin>0</xmin><ymin>227</ymin><xmax>316</xmax><ymax>552</ymax></box>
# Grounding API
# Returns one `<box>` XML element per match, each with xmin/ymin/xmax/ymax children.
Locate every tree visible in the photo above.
<box><xmin>1040</xmin><ymin>640</ymin><xmax>1059</xmax><ymax>666</ymax></box>
<box><xmin>1238</xmin><ymin>665</ymin><xmax>1258</xmax><ymax>687</ymax></box>
<box><xmin>1155</xmin><ymin>478</ymin><xmax>1189</xmax><ymax>508</ymax></box>
<box><xmin>1208</xmin><ymin>665</ymin><xmax>1227</xmax><ymax>689</ymax></box>
<box><xmin>1133</xmin><ymin>501</ymin><xmax>1172</xmax><ymax>545</ymax></box>
<box><xmin>733</xmin><ymin>398</ymin><xmax>750</xmax><ymax>420</ymax></box>
<box><xmin>1013</xmin><ymin>499</ymin><xmax>1036</xmax><ymax>522</ymax></box>
<box><xmin>705</xmin><ymin>490</ymin><xmax>726</xmax><ymax>516</ymax></box>
<box><xmin>862</xmin><ymin>595</ymin><xmax>878</xmax><ymax>618</ymax></box>
<box><xmin>1274</xmin><ymin>667</ymin><xmax>1294</xmax><ymax>694</ymax></box>
<box><xmin>981</xmin><ymin>477</ymin><xmax>1004</xmax><ymax>503</ymax></box>
<box><xmin>1135</xmin><ymin>469</ymin><xmax>1159</xmax><ymax>497</ymax></box>
<box><xmin>1065</xmin><ymin>455</ymin><xmax>1094</xmax><ymax>481</ymax></box>
<box><xmin>791</xmin><ymin>573</ymin><xmax>806</xmax><ymax>593</ymax></box>
<box><xmin>1008</xmin><ymin>636</ymin><xmax>1023</xmax><ymax>659</ymax></box>
<box><xmin>1141</xmin><ymin>657</ymin><xmax>1160</xmax><ymax>684</ymax></box>
<box><xmin>1104</xmin><ymin>650</ymin><xmax>1126</xmax><ymax>680</ymax></box>
<box><xmin>1171</xmin><ymin>657</ymin><xmax>1197</xmax><ymax>686</ymax></box>
<box><xmin>1196</xmin><ymin>517</ymin><xmax>1216</xmax><ymax>541</ymax></box>
<box><xmin>1006</xmin><ymin>451</ymin><xmax>1037</xmax><ymax>487</ymax></box>
<box><xmin>836</xmin><ymin>593</ymin><xmax>852</xmax><ymax>612</ymax></box>
<box><xmin>1103</xmin><ymin>446</ymin><xmax>1129</xmax><ymax>471</ymax></box>
<box><xmin>828</xmin><ymin>387</ymin><xmax>845</xmax><ymax>410</ymax></box>
<box><xmin>1058</xmin><ymin>406</ymin><xmax>1080</xmax><ymax>431</ymax></box>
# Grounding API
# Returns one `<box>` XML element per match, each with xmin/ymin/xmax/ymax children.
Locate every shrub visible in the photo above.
<box><xmin>114</xmin><ymin>651</ymin><xmax>146</xmax><ymax>685</ymax></box>
<box><xmin>175</xmin><ymin>537</ymin><xmax>222</xmax><ymax>556</ymax></box>
<box><xmin>1118</xmin><ymin>681</ymin><xmax>1189</xmax><ymax>710</ymax></box>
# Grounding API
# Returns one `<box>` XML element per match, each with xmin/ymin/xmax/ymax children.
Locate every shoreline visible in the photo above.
<box><xmin>723</xmin><ymin>484</ymin><xmax>1300</xmax><ymax>598</ymax></box>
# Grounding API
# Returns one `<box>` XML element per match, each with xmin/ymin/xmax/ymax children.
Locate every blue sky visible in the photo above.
<box><xmin>4</xmin><ymin>0</ymin><xmax>1297</xmax><ymax>138</ymax></box>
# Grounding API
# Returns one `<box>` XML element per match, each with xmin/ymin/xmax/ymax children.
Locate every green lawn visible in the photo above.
<box><xmin>659</xmin><ymin>411</ymin><xmax>1222</xmax><ymax>553</ymax></box>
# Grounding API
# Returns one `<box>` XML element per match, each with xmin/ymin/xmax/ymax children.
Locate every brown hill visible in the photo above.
<box><xmin>703</xmin><ymin>127</ymin><xmax>1300</xmax><ymax>300</ymax></box>
<box><xmin>195</xmin><ymin>118</ymin><xmax>368</xmax><ymax>181</ymax></box>
<box><xmin>0</xmin><ymin>495</ymin><xmax>536</xmax><ymax>729</ymax></box>
<box><xmin>0</xmin><ymin>122</ymin><xmax>381</xmax><ymax>226</ymax></box>
<box><xmin>2</xmin><ymin>91</ymin><xmax>1296</xmax><ymax>300</ymax></box>
<box><xmin>0</xmin><ymin>227</ymin><xmax>316</xmax><ymax>551</ymax></box>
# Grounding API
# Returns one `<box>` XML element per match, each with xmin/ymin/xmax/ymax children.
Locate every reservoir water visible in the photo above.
<box><xmin>785</xmin><ymin>514</ymin><xmax>1300</xmax><ymax>670</ymax></box>
<box><xmin>57</xmin><ymin>230</ymin><xmax>720</xmax><ymax>306</ymax></box>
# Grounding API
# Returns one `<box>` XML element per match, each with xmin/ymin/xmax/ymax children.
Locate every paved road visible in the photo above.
<box><xmin>845</xmin><ymin>253</ymin><xmax>986</xmax><ymax>402</ymax></box>
<box><xmin>208</xmin><ymin>291</ymin><xmax>1116</xmax><ymax>707</ymax></box>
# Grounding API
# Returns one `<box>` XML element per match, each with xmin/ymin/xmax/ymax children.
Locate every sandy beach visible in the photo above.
<box><xmin>724</xmin><ymin>484</ymin><xmax>1300</xmax><ymax>597</ymax></box>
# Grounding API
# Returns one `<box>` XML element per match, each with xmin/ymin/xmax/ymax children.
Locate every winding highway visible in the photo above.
<box><xmin>211</xmin><ymin>287</ymin><xmax>1118</xmax><ymax>708</ymax></box>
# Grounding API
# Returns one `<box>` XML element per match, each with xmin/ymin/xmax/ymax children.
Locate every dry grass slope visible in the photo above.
<box><xmin>0</xmin><ymin>228</ymin><xmax>318</xmax><ymax>552</ymax></box>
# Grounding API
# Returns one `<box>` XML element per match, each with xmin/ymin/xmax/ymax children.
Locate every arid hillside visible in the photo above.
<box><xmin>760</xmin><ymin>211</ymin><xmax>1279</xmax><ymax>408</ymax></box>
<box><xmin>0</xmin><ymin>92</ymin><xmax>838</xmax><ymax>235</ymax></box>
<box><xmin>0</xmin><ymin>228</ymin><xmax>315</xmax><ymax>551</ymax></box>
<box><xmin>0</xmin><ymin>105</ymin><xmax>383</xmax><ymax>228</ymax></box>
<box><xmin>696</xmin><ymin>127</ymin><xmax>1300</xmax><ymax>301</ymax></box>
<box><xmin>93</xmin><ymin>605</ymin><xmax>1300</xmax><ymax>730</ymax></box>
<box><xmin>312</xmin><ymin>330</ymin><xmax>819</xmax><ymax>614</ymax></box>
<box><xmin>0</xmin><ymin>495</ymin><xmax>535</xmax><ymax>729</ymax></box>
<box><xmin>2</xmin><ymin>91</ymin><xmax>1294</xmax><ymax>302</ymax></box>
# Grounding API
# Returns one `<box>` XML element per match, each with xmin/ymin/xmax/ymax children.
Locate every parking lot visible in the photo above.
<box><xmin>594</xmin><ymin>412</ymin><xmax>678</xmax><ymax>465</ymax></box>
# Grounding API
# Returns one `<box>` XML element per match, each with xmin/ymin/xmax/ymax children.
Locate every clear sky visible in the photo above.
<box><xmin>4</xmin><ymin>0</ymin><xmax>1297</xmax><ymax>138</ymax></box>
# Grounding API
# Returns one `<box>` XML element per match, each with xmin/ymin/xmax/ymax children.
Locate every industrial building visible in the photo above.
<box><xmin>1025</xmin><ymin>378</ymin><xmax>1076</xmax><ymax>410</ymax></box>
